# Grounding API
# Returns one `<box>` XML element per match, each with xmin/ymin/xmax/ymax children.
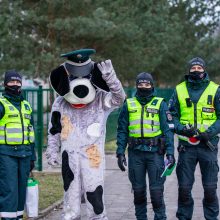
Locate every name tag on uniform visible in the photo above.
<box><xmin>129</xmin><ymin>109</ymin><xmax>137</xmax><ymax>113</ymax></box>
<box><xmin>202</xmin><ymin>107</ymin><xmax>215</xmax><ymax>113</ymax></box>
<box><xmin>8</xmin><ymin>114</ymin><xmax>19</xmax><ymax>118</ymax></box>
<box><xmin>146</xmin><ymin>108</ymin><xmax>159</xmax><ymax>114</ymax></box>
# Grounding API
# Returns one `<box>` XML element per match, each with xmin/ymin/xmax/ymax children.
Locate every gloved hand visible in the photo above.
<box><xmin>97</xmin><ymin>60</ymin><xmax>116</xmax><ymax>81</ymax></box>
<box><xmin>166</xmin><ymin>154</ymin><xmax>175</xmax><ymax>168</ymax></box>
<box><xmin>117</xmin><ymin>154</ymin><xmax>127</xmax><ymax>172</ymax></box>
<box><xmin>30</xmin><ymin>160</ymin><xmax>35</xmax><ymax>172</ymax></box>
<box><xmin>180</xmin><ymin>125</ymin><xmax>197</xmax><ymax>137</ymax></box>
<box><xmin>196</xmin><ymin>132</ymin><xmax>211</xmax><ymax>142</ymax></box>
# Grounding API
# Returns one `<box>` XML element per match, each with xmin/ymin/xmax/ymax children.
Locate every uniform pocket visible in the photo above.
<box><xmin>128</xmin><ymin>168</ymin><xmax>136</xmax><ymax>184</ymax></box>
<box><xmin>201</xmin><ymin>112</ymin><xmax>214</xmax><ymax>120</ymax></box>
<box><xmin>154</xmin><ymin>153</ymin><xmax>165</xmax><ymax>183</ymax></box>
<box><xmin>202</xmin><ymin>160</ymin><xmax>219</xmax><ymax>184</ymax></box>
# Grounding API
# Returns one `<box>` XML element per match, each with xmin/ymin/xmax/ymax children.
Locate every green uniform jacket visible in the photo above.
<box><xmin>0</xmin><ymin>93</ymin><xmax>36</xmax><ymax>160</ymax></box>
<box><xmin>169</xmin><ymin>73</ymin><xmax>220</xmax><ymax>147</ymax></box>
<box><xmin>116</xmin><ymin>94</ymin><xmax>174</xmax><ymax>155</ymax></box>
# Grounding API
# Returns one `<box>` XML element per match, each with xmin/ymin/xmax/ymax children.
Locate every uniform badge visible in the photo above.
<box><xmin>24</xmin><ymin>104</ymin><xmax>30</xmax><ymax>110</ymax></box>
<box><xmin>151</xmin><ymin>99</ymin><xmax>158</xmax><ymax>106</ymax></box>
<box><xmin>24</xmin><ymin>114</ymin><xmax>31</xmax><ymax>119</ymax></box>
<box><xmin>9</xmin><ymin>106</ymin><xmax>14</xmax><ymax>111</ymax></box>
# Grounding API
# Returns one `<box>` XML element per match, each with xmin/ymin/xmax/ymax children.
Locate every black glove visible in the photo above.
<box><xmin>196</xmin><ymin>132</ymin><xmax>211</xmax><ymax>142</ymax></box>
<box><xmin>180</xmin><ymin>125</ymin><xmax>197</xmax><ymax>137</ymax></box>
<box><xmin>30</xmin><ymin>160</ymin><xmax>35</xmax><ymax>172</ymax></box>
<box><xmin>117</xmin><ymin>154</ymin><xmax>127</xmax><ymax>172</ymax></box>
<box><xmin>166</xmin><ymin>154</ymin><xmax>175</xmax><ymax>168</ymax></box>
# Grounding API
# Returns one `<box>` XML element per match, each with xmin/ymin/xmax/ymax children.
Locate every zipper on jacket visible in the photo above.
<box><xmin>19</xmin><ymin>104</ymin><xmax>24</xmax><ymax>144</ymax></box>
<box><xmin>193</xmin><ymin>102</ymin><xmax>197</xmax><ymax>129</ymax></box>
<box><xmin>141</xmin><ymin>105</ymin><xmax>144</xmax><ymax>137</ymax></box>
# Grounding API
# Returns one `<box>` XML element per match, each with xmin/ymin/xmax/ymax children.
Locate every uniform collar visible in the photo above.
<box><xmin>3</xmin><ymin>92</ymin><xmax>24</xmax><ymax>103</ymax></box>
<box><xmin>135</xmin><ymin>93</ymin><xmax>154</xmax><ymax>105</ymax></box>
<box><xmin>185</xmin><ymin>72</ymin><xmax>210</xmax><ymax>90</ymax></box>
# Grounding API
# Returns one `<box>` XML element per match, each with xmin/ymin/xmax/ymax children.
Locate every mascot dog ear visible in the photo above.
<box><xmin>91</xmin><ymin>63</ymin><xmax>110</xmax><ymax>92</ymax></box>
<box><xmin>50</xmin><ymin>65</ymin><xmax>70</xmax><ymax>96</ymax></box>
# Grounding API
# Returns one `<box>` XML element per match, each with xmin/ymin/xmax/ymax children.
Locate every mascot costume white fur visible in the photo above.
<box><xmin>46</xmin><ymin>49</ymin><xmax>125</xmax><ymax>220</ymax></box>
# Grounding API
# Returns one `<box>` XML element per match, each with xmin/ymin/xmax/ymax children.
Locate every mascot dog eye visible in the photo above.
<box><xmin>50</xmin><ymin>49</ymin><xmax>110</xmax><ymax>108</ymax></box>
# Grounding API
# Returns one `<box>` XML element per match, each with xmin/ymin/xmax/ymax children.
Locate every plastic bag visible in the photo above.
<box><xmin>25</xmin><ymin>177</ymin><xmax>39</xmax><ymax>217</ymax></box>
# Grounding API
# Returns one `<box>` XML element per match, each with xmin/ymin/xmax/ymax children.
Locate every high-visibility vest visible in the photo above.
<box><xmin>127</xmin><ymin>97</ymin><xmax>163</xmax><ymax>138</ymax></box>
<box><xmin>176</xmin><ymin>81</ymin><xmax>219</xmax><ymax>142</ymax></box>
<box><xmin>0</xmin><ymin>97</ymin><xmax>35</xmax><ymax>145</ymax></box>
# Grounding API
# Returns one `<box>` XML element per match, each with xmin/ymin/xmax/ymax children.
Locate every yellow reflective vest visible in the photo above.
<box><xmin>127</xmin><ymin>97</ymin><xmax>163</xmax><ymax>138</ymax></box>
<box><xmin>0</xmin><ymin>97</ymin><xmax>35</xmax><ymax>145</ymax></box>
<box><xmin>176</xmin><ymin>81</ymin><xmax>218</xmax><ymax>142</ymax></box>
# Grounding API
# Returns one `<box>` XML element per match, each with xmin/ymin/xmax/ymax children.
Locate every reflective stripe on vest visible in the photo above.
<box><xmin>176</xmin><ymin>81</ymin><xmax>219</xmax><ymax>142</ymax></box>
<box><xmin>127</xmin><ymin>97</ymin><xmax>163</xmax><ymax>138</ymax></box>
<box><xmin>0</xmin><ymin>97</ymin><xmax>35</xmax><ymax>145</ymax></box>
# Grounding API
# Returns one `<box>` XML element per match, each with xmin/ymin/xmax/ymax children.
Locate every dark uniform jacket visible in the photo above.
<box><xmin>116</xmin><ymin>93</ymin><xmax>174</xmax><ymax>156</ymax></box>
<box><xmin>0</xmin><ymin>93</ymin><xmax>36</xmax><ymax>160</ymax></box>
<box><xmin>169</xmin><ymin>73</ymin><xmax>220</xmax><ymax>147</ymax></box>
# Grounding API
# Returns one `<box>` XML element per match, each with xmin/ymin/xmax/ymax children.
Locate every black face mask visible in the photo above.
<box><xmin>188</xmin><ymin>71</ymin><xmax>205</xmax><ymax>81</ymax></box>
<box><xmin>137</xmin><ymin>88</ymin><xmax>153</xmax><ymax>97</ymax></box>
<box><xmin>5</xmin><ymin>85</ymin><xmax>22</xmax><ymax>96</ymax></box>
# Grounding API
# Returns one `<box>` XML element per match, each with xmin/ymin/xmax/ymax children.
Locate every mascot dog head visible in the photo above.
<box><xmin>50</xmin><ymin>49</ymin><xmax>110</xmax><ymax>108</ymax></box>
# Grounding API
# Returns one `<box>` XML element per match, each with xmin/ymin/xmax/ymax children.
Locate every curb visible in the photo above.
<box><xmin>32</xmin><ymin>199</ymin><xmax>63</xmax><ymax>220</ymax></box>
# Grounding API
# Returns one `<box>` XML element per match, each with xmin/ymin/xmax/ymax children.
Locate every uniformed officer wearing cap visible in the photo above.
<box><xmin>46</xmin><ymin>49</ymin><xmax>125</xmax><ymax>220</ymax></box>
<box><xmin>116</xmin><ymin>72</ymin><xmax>175</xmax><ymax>220</ymax></box>
<box><xmin>169</xmin><ymin>57</ymin><xmax>220</xmax><ymax>219</ymax></box>
<box><xmin>0</xmin><ymin>70</ymin><xmax>36</xmax><ymax>220</ymax></box>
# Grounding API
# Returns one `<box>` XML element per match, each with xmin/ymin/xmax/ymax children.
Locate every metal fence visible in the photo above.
<box><xmin>0</xmin><ymin>86</ymin><xmax>174</xmax><ymax>171</ymax></box>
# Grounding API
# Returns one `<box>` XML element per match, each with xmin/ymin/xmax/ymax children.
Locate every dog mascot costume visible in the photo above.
<box><xmin>46</xmin><ymin>49</ymin><xmax>125</xmax><ymax>220</ymax></box>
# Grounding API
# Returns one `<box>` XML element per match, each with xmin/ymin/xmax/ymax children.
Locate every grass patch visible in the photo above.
<box><xmin>34</xmin><ymin>172</ymin><xmax>63</xmax><ymax>210</ymax></box>
<box><xmin>105</xmin><ymin>140</ymin><xmax>116</xmax><ymax>152</ymax></box>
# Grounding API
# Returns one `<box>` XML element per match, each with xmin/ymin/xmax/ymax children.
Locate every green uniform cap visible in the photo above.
<box><xmin>60</xmin><ymin>49</ymin><xmax>96</xmax><ymax>63</ymax></box>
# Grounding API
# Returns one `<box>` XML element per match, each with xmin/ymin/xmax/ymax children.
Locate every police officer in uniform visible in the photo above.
<box><xmin>169</xmin><ymin>57</ymin><xmax>220</xmax><ymax>220</ymax></box>
<box><xmin>116</xmin><ymin>72</ymin><xmax>175</xmax><ymax>220</ymax></box>
<box><xmin>0</xmin><ymin>70</ymin><xmax>36</xmax><ymax>220</ymax></box>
